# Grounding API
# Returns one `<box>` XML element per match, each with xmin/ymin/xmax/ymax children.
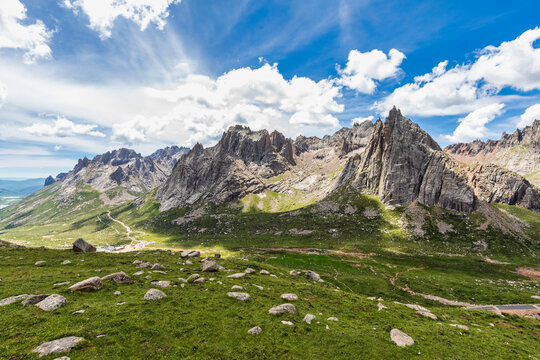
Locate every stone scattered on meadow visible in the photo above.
<box><xmin>449</xmin><ymin>324</ymin><xmax>469</xmax><ymax>330</ymax></box>
<box><xmin>35</xmin><ymin>261</ymin><xmax>46</xmax><ymax>267</ymax></box>
<box><xmin>151</xmin><ymin>263</ymin><xmax>165</xmax><ymax>270</ymax></box>
<box><xmin>143</xmin><ymin>289</ymin><xmax>167</xmax><ymax>300</ymax></box>
<box><xmin>259</xmin><ymin>270</ymin><xmax>270</xmax><ymax>275</ymax></box>
<box><xmin>133</xmin><ymin>271</ymin><xmax>144</xmax><ymax>276</ymax></box>
<box><xmin>378</xmin><ymin>303</ymin><xmax>387</xmax><ymax>311</ymax></box>
<box><xmin>35</xmin><ymin>295</ymin><xmax>68</xmax><ymax>311</ymax></box>
<box><xmin>417</xmin><ymin>310</ymin><xmax>437</xmax><ymax>320</ymax></box>
<box><xmin>247</xmin><ymin>326</ymin><xmax>262</xmax><ymax>335</ymax></box>
<box><xmin>22</xmin><ymin>294</ymin><xmax>49</xmax><ymax>306</ymax></box>
<box><xmin>187</xmin><ymin>274</ymin><xmax>200</xmax><ymax>282</ymax></box>
<box><xmin>33</xmin><ymin>336</ymin><xmax>85</xmax><ymax>357</ymax></box>
<box><xmin>73</xmin><ymin>238</ymin><xmax>96</xmax><ymax>253</ymax></box>
<box><xmin>252</xmin><ymin>284</ymin><xmax>264</xmax><ymax>290</ymax></box>
<box><xmin>132</xmin><ymin>260</ymin><xmax>142</xmax><ymax>265</ymax></box>
<box><xmin>244</xmin><ymin>268</ymin><xmax>256</xmax><ymax>274</ymax></box>
<box><xmin>62</xmin><ymin>260</ymin><xmax>71</xmax><ymax>265</ymax></box>
<box><xmin>178</xmin><ymin>278</ymin><xmax>188</xmax><ymax>283</ymax></box>
<box><xmin>269</xmin><ymin>303</ymin><xmax>296</xmax><ymax>315</ymax></box>
<box><xmin>280</xmin><ymin>293</ymin><xmax>298</xmax><ymax>301</ymax></box>
<box><xmin>289</xmin><ymin>270</ymin><xmax>301</xmax><ymax>276</ymax></box>
<box><xmin>101</xmin><ymin>272</ymin><xmax>133</xmax><ymax>284</ymax></box>
<box><xmin>72</xmin><ymin>310</ymin><xmax>85</xmax><ymax>315</ymax></box>
<box><xmin>114</xmin><ymin>291</ymin><xmax>121</xmax><ymax>295</ymax></box>
<box><xmin>281</xmin><ymin>321</ymin><xmax>294</xmax><ymax>326</ymax></box>
<box><xmin>327</xmin><ymin>317</ymin><xmax>338</xmax><ymax>322</ymax></box>
<box><xmin>390</xmin><ymin>329</ymin><xmax>414</xmax><ymax>347</ymax></box>
<box><xmin>227</xmin><ymin>292</ymin><xmax>250</xmax><ymax>301</ymax></box>
<box><xmin>69</xmin><ymin>277</ymin><xmax>103</xmax><ymax>292</ymax></box>
<box><xmin>0</xmin><ymin>294</ymin><xmax>30</xmax><ymax>306</ymax></box>
<box><xmin>185</xmin><ymin>260</ymin><xmax>193</xmax><ymax>265</ymax></box>
<box><xmin>305</xmin><ymin>270</ymin><xmax>320</xmax><ymax>282</ymax></box>
<box><xmin>54</xmin><ymin>357</ymin><xmax>71</xmax><ymax>360</ymax></box>
<box><xmin>145</xmin><ymin>275</ymin><xmax>152</xmax><ymax>280</ymax></box>
<box><xmin>151</xmin><ymin>281</ymin><xmax>171</xmax><ymax>288</ymax></box>
<box><xmin>137</xmin><ymin>262</ymin><xmax>152</xmax><ymax>268</ymax></box>
<box><xmin>395</xmin><ymin>302</ymin><xmax>430</xmax><ymax>312</ymax></box>
<box><xmin>181</xmin><ymin>250</ymin><xmax>200</xmax><ymax>258</ymax></box>
<box><xmin>227</xmin><ymin>273</ymin><xmax>246</xmax><ymax>279</ymax></box>
<box><xmin>202</xmin><ymin>261</ymin><xmax>220</xmax><ymax>272</ymax></box>
<box><xmin>303</xmin><ymin>314</ymin><xmax>316</xmax><ymax>324</ymax></box>
<box><xmin>193</xmin><ymin>277</ymin><xmax>205</xmax><ymax>283</ymax></box>
<box><xmin>231</xmin><ymin>285</ymin><xmax>243</xmax><ymax>290</ymax></box>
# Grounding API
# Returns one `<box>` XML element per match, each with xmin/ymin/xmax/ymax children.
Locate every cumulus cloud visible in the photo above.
<box><xmin>352</xmin><ymin>115</ymin><xmax>374</xmax><ymax>124</ymax></box>
<box><xmin>337</xmin><ymin>48</ymin><xmax>405</xmax><ymax>94</ymax></box>
<box><xmin>442</xmin><ymin>103</ymin><xmax>505</xmax><ymax>143</ymax></box>
<box><xmin>114</xmin><ymin>63</ymin><xmax>344</xmax><ymax>145</ymax></box>
<box><xmin>0</xmin><ymin>82</ymin><xmax>7</xmax><ymax>108</ymax></box>
<box><xmin>23</xmin><ymin>116</ymin><xmax>106</xmax><ymax>138</ymax></box>
<box><xmin>0</xmin><ymin>0</ymin><xmax>52</xmax><ymax>63</ymax></box>
<box><xmin>64</xmin><ymin>0</ymin><xmax>181</xmax><ymax>39</ymax></box>
<box><xmin>376</xmin><ymin>28</ymin><xmax>540</xmax><ymax>116</ymax></box>
<box><xmin>518</xmin><ymin>104</ymin><xmax>540</xmax><ymax>128</ymax></box>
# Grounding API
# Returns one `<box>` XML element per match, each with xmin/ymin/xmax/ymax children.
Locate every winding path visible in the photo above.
<box><xmin>98</xmin><ymin>211</ymin><xmax>153</xmax><ymax>252</ymax></box>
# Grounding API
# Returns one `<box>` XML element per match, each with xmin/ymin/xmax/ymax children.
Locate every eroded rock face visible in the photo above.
<box><xmin>156</xmin><ymin>126</ymin><xmax>296</xmax><ymax>210</ymax></box>
<box><xmin>336</xmin><ymin>107</ymin><xmax>476</xmax><ymax>213</ymax></box>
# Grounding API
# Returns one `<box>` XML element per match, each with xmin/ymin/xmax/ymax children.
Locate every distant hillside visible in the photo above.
<box><xmin>0</xmin><ymin>178</ymin><xmax>45</xmax><ymax>196</ymax></box>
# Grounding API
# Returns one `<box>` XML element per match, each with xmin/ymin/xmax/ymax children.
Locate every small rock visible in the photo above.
<box><xmin>177</xmin><ymin>278</ymin><xmax>188</xmax><ymax>283</ymax></box>
<box><xmin>270</xmin><ymin>274</ymin><xmax>278</xmax><ymax>278</ymax></box>
<box><xmin>143</xmin><ymin>289</ymin><xmax>167</xmax><ymax>300</ymax></box>
<box><xmin>449</xmin><ymin>324</ymin><xmax>469</xmax><ymax>330</ymax></box>
<box><xmin>145</xmin><ymin>275</ymin><xmax>152</xmax><ymax>280</ymax></box>
<box><xmin>35</xmin><ymin>295</ymin><xmax>68</xmax><ymax>311</ymax></box>
<box><xmin>132</xmin><ymin>260</ymin><xmax>142</xmax><ymax>265</ymax></box>
<box><xmin>0</xmin><ymin>294</ymin><xmax>31</xmax><ymax>306</ymax></box>
<box><xmin>231</xmin><ymin>285</ymin><xmax>243</xmax><ymax>290</ymax></box>
<box><xmin>22</xmin><ymin>294</ymin><xmax>49</xmax><ymax>306</ymax></box>
<box><xmin>193</xmin><ymin>277</ymin><xmax>205</xmax><ymax>283</ymax></box>
<box><xmin>227</xmin><ymin>273</ymin><xmax>246</xmax><ymax>279</ymax></box>
<box><xmin>53</xmin><ymin>281</ymin><xmax>71</xmax><ymax>287</ymax></box>
<box><xmin>244</xmin><ymin>268</ymin><xmax>256</xmax><ymax>274</ymax></box>
<box><xmin>305</xmin><ymin>270</ymin><xmax>320</xmax><ymax>282</ymax></box>
<box><xmin>137</xmin><ymin>262</ymin><xmax>152</xmax><ymax>268</ymax></box>
<box><xmin>69</xmin><ymin>277</ymin><xmax>103</xmax><ymax>291</ymax></box>
<box><xmin>54</xmin><ymin>357</ymin><xmax>71</xmax><ymax>360</ymax></box>
<box><xmin>181</xmin><ymin>250</ymin><xmax>200</xmax><ymax>258</ymax></box>
<box><xmin>247</xmin><ymin>326</ymin><xmax>262</xmax><ymax>335</ymax></box>
<box><xmin>62</xmin><ymin>260</ymin><xmax>71</xmax><ymax>265</ymax></box>
<box><xmin>260</xmin><ymin>270</ymin><xmax>270</xmax><ymax>275</ymax></box>
<box><xmin>252</xmin><ymin>284</ymin><xmax>264</xmax><ymax>290</ymax></box>
<box><xmin>35</xmin><ymin>261</ymin><xmax>46</xmax><ymax>267</ymax></box>
<box><xmin>280</xmin><ymin>293</ymin><xmax>298</xmax><ymax>301</ymax></box>
<box><xmin>187</xmin><ymin>274</ymin><xmax>200</xmax><ymax>282</ymax></box>
<box><xmin>202</xmin><ymin>261</ymin><xmax>220</xmax><ymax>272</ymax></box>
<box><xmin>73</xmin><ymin>238</ymin><xmax>96</xmax><ymax>252</ymax></box>
<box><xmin>116</xmin><ymin>302</ymin><xmax>126</xmax><ymax>306</ymax></box>
<box><xmin>417</xmin><ymin>310</ymin><xmax>437</xmax><ymax>320</ymax></box>
<box><xmin>72</xmin><ymin>310</ymin><xmax>85</xmax><ymax>315</ymax></box>
<box><xmin>185</xmin><ymin>260</ymin><xmax>193</xmax><ymax>265</ymax></box>
<box><xmin>227</xmin><ymin>292</ymin><xmax>250</xmax><ymax>301</ymax></box>
<box><xmin>327</xmin><ymin>317</ymin><xmax>338</xmax><ymax>322</ymax></box>
<box><xmin>289</xmin><ymin>270</ymin><xmax>301</xmax><ymax>276</ymax></box>
<box><xmin>133</xmin><ymin>271</ymin><xmax>144</xmax><ymax>276</ymax></box>
<box><xmin>378</xmin><ymin>303</ymin><xmax>387</xmax><ymax>311</ymax></box>
<box><xmin>531</xmin><ymin>295</ymin><xmax>540</xmax><ymax>300</ymax></box>
<box><xmin>33</xmin><ymin>336</ymin><xmax>85</xmax><ymax>357</ymax></box>
<box><xmin>269</xmin><ymin>303</ymin><xmax>296</xmax><ymax>315</ymax></box>
<box><xmin>151</xmin><ymin>281</ymin><xmax>171</xmax><ymax>288</ymax></box>
<box><xmin>151</xmin><ymin>263</ymin><xmax>165</xmax><ymax>270</ymax></box>
<box><xmin>114</xmin><ymin>291</ymin><xmax>121</xmax><ymax>295</ymax></box>
<box><xmin>390</xmin><ymin>329</ymin><xmax>414</xmax><ymax>347</ymax></box>
<box><xmin>303</xmin><ymin>314</ymin><xmax>316</xmax><ymax>324</ymax></box>
<box><xmin>281</xmin><ymin>321</ymin><xmax>294</xmax><ymax>326</ymax></box>
<box><xmin>101</xmin><ymin>272</ymin><xmax>133</xmax><ymax>284</ymax></box>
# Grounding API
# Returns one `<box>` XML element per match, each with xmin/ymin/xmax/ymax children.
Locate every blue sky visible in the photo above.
<box><xmin>0</xmin><ymin>0</ymin><xmax>539</xmax><ymax>178</ymax></box>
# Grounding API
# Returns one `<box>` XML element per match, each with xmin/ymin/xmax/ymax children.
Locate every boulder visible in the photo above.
<box><xmin>449</xmin><ymin>324</ymin><xmax>469</xmax><ymax>330</ymax></box>
<box><xmin>280</xmin><ymin>293</ymin><xmax>298</xmax><ymax>301</ymax></box>
<box><xmin>417</xmin><ymin>310</ymin><xmax>437</xmax><ymax>320</ymax></box>
<box><xmin>21</xmin><ymin>294</ymin><xmax>49</xmax><ymax>306</ymax></box>
<box><xmin>180</xmin><ymin>250</ymin><xmax>200</xmax><ymax>258</ymax></box>
<box><xmin>151</xmin><ymin>281</ymin><xmax>171</xmax><ymax>288</ymax></box>
<box><xmin>35</xmin><ymin>261</ymin><xmax>46</xmax><ymax>267</ymax></box>
<box><xmin>231</xmin><ymin>285</ymin><xmax>243</xmax><ymax>290</ymax></box>
<box><xmin>227</xmin><ymin>273</ymin><xmax>246</xmax><ymax>279</ymax></box>
<box><xmin>143</xmin><ymin>289</ymin><xmax>167</xmax><ymax>300</ymax></box>
<box><xmin>281</xmin><ymin>321</ymin><xmax>294</xmax><ymax>325</ymax></box>
<box><xmin>101</xmin><ymin>272</ymin><xmax>133</xmax><ymax>284</ymax></box>
<box><xmin>69</xmin><ymin>277</ymin><xmax>103</xmax><ymax>291</ymax></box>
<box><xmin>327</xmin><ymin>317</ymin><xmax>338</xmax><ymax>322</ymax></box>
<box><xmin>137</xmin><ymin>262</ymin><xmax>152</xmax><ymax>268</ymax></box>
<box><xmin>202</xmin><ymin>261</ymin><xmax>220</xmax><ymax>272</ymax></box>
<box><xmin>244</xmin><ymin>268</ymin><xmax>256</xmax><ymax>274</ymax></box>
<box><xmin>193</xmin><ymin>277</ymin><xmax>205</xmax><ymax>283</ymax></box>
<box><xmin>72</xmin><ymin>238</ymin><xmax>96</xmax><ymax>253</ymax></box>
<box><xmin>289</xmin><ymin>270</ymin><xmax>301</xmax><ymax>276</ymax></box>
<box><xmin>187</xmin><ymin>274</ymin><xmax>200</xmax><ymax>282</ymax></box>
<box><xmin>62</xmin><ymin>260</ymin><xmax>71</xmax><ymax>265</ymax></box>
<box><xmin>390</xmin><ymin>329</ymin><xmax>414</xmax><ymax>347</ymax></box>
<box><xmin>227</xmin><ymin>292</ymin><xmax>250</xmax><ymax>301</ymax></box>
<box><xmin>0</xmin><ymin>294</ymin><xmax>31</xmax><ymax>306</ymax></box>
<box><xmin>305</xmin><ymin>270</ymin><xmax>321</xmax><ymax>282</ymax></box>
<box><xmin>151</xmin><ymin>263</ymin><xmax>165</xmax><ymax>270</ymax></box>
<box><xmin>35</xmin><ymin>295</ymin><xmax>68</xmax><ymax>311</ymax></box>
<box><xmin>260</xmin><ymin>270</ymin><xmax>270</xmax><ymax>275</ymax></box>
<box><xmin>247</xmin><ymin>326</ymin><xmax>262</xmax><ymax>335</ymax></box>
<box><xmin>33</xmin><ymin>336</ymin><xmax>85</xmax><ymax>357</ymax></box>
<box><xmin>303</xmin><ymin>314</ymin><xmax>316</xmax><ymax>324</ymax></box>
<box><xmin>269</xmin><ymin>303</ymin><xmax>296</xmax><ymax>315</ymax></box>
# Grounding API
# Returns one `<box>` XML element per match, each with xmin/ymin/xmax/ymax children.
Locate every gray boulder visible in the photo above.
<box><xmin>227</xmin><ymin>292</ymin><xmax>250</xmax><ymax>301</ymax></box>
<box><xmin>22</xmin><ymin>294</ymin><xmax>49</xmax><ymax>306</ymax></box>
<box><xmin>305</xmin><ymin>270</ymin><xmax>321</xmax><ymax>282</ymax></box>
<box><xmin>303</xmin><ymin>314</ymin><xmax>316</xmax><ymax>324</ymax></box>
<box><xmin>390</xmin><ymin>329</ymin><xmax>414</xmax><ymax>347</ymax></box>
<box><xmin>280</xmin><ymin>293</ymin><xmax>298</xmax><ymax>301</ymax></box>
<box><xmin>227</xmin><ymin>273</ymin><xmax>246</xmax><ymax>279</ymax></box>
<box><xmin>35</xmin><ymin>295</ymin><xmax>68</xmax><ymax>311</ymax></box>
<box><xmin>33</xmin><ymin>336</ymin><xmax>85</xmax><ymax>357</ymax></box>
<box><xmin>72</xmin><ymin>238</ymin><xmax>96</xmax><ymax>253</ymax></box>
<box><xmin>268</xmin><ymin>303</ymin><xmax>296</xmax><ymax>315</ymax></box>
<box><xmin>101</xmin><ymin>272</ymin><xmax>133</xmax><ymax>284</ymax></box>
<box><xmin>143</xmin><ymin>288</ymin><xmax>166</xmax><ymax>300</ymax></box>
<box><xmin>247</xmin><ymin>326</ymin><xmax>262</xmax><ymax>335</ymax></box>
<box><xmin>202</xmin><ymin>261</ymin><xmax>220</xmax><ymax>272</ymax></box>
<box><xmin>69</xmin><ymin>277</ymin><xmax>103</xmax><ymax>291</ymax></box>
<box><xmin>0</xmin><ymin>294</ymin><xmax>31</xmax><ymax>306</ymax></box>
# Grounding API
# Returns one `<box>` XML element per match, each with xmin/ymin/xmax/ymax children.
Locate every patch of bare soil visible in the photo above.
<box><xmin>400</xmin><ymin>201</ymin><xmax>428</xmax><ymax>236</ymax></box>
<box><xmin>516</xmin><ymin>267</ymin><xmax>540</xmax><ymax>280</ymax></box>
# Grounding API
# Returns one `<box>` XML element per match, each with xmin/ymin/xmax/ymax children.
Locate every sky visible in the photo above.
<box><xmin>0</xmin><ymin>0</ymin><xmax>539</xmax><ymax>178</ymax></box>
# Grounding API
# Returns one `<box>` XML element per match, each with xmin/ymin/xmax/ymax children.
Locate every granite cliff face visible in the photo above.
<box><xmin>445</xmin><ymin>120</ymin><xmax>540</xmax><ymax>186</ymax></box>
<box><xmin>156</xmin><ymin>108</ymin><xmax>539</xmax><ymax>213</ymax></box>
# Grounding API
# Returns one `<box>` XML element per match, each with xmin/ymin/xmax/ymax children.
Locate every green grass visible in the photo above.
<box><xmin>1</xmin><ymin>247</ymin><xmax>539</xmax><ymax>359</ymax></box>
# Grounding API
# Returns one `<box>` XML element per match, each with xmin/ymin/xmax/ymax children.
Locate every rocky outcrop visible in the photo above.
<box><xmin>156</xmin><ymin>126</ymin><xmax>296</xmax><ymax>210</ymax></box>
<box><xmin>445</xmin><ymin>120</ymin><xmax>540</xmax><ymax>186</ymax></box>
<box><xmin>465</xmin><ymin>164</ymin><xmax>539</xmax><ymax>209</ymax></box>
<box><xmin>44</xmin><ymin>176</ymin><xmax>55</xmax><ymax>187</ymax></box>
<box><xmin>336</xmin><ymin>107</ymin><xmax>476</xmax><ymax>212</ymax></box>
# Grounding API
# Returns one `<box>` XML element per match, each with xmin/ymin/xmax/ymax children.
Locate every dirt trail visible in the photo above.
<box><xmin>98</xmin><ymin>211</ymin><xmax>153</xmax><ymax>252</ymax></box>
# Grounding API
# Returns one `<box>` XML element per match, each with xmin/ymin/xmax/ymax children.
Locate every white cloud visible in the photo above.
<box><xmin>352</xmin><ymin>115</ymin><xmax>374</xmax><ymax>124</ymax></box>
<box><xmin>337</xmin><ymin>48</ymin><xmax>405</xmax><ymax>94</ymax></box>
<box><xmin>65</xmin><ymin>0</ymin><xmax>181</xmax><ymax>39</ymax></box>
<box><xmin>376</xmin><ymin>28</ymin><xmax>540</xmax><ymax>116</ymax></box>
<box><xmin>0</xmin><ymin>0</ymin><xmax>52</xmax><ymax>63</ymax></box>
<box><xmin>115</xmin><ymin>63</ymin><xmax>344</xmax><ymax>145</ymax></box>
<box><xmin>442</xmin><ymin>103</ymin><xmax>505</xmax><ymax>143</ymax></box>
<box><xmin>0</xmin><ymin>82</ymin><xmax>6</xmax><ymax>108</ymax></box>
<box><xmin>518</xmin><ymin>104</ymin><xmax>540</xmax><ymax>128</ymax></box>
<box><xmin>23</xmin><ymin>116</ymin><xmax>106</xmax><ymax>138</ymax></box>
